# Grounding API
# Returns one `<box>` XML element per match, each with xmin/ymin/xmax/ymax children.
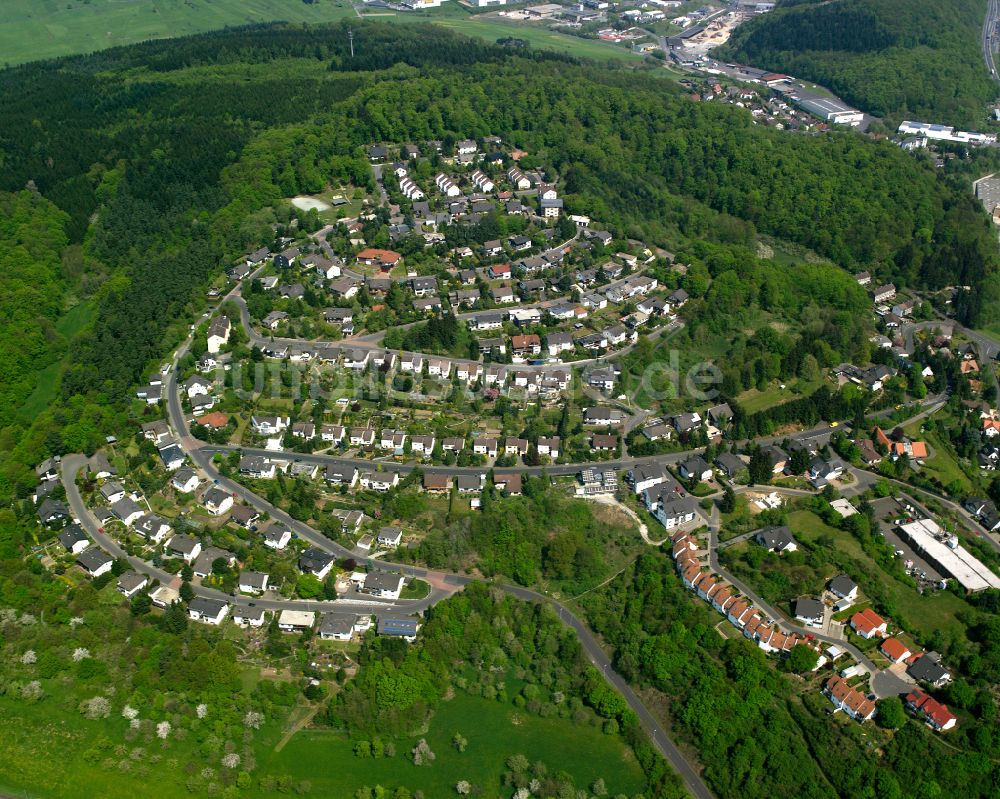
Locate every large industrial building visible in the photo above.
<box><xmin>792</xmin><ymin>95</ymin><xmax>864</xmax><ymax>127</ymax></box>
<box><xmin>897</xmin><ymin>519</ymin><xmax>1000</xmax><ymax>593</ymax></box>
<box><xmin>897</xmin><ymin>121</ymin><xmax>997</xmax><ymax>146</ymax></box>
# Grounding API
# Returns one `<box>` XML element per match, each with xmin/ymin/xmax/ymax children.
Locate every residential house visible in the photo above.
<box><xmin>111</xmin><ymin>497</ymin><xmax>145</xmax><ymax>527</ymax></box>
<box><xmin>583</xmin><ymin>407</ymin><xmax>625</xmax><ymax>426</ymax></box>
<box><xmin>906</xmin><ymin>689</ymin><xmax>957</xmax><ymax>731</ymax></box>
<box><xmin>264</xmin><ymin>524</ymin><xmax>293</xmax><ymax>550</ymax></box>
<box><xmin>319</xmin><ymin>613</ymin><xmax>358</xmax><ymax>642</ymax></box>
<box><xmin>77</xmin><ymin>548</ymin><xmax>114</xmax><ymax>578</ymax></box>
<box><xmin>679</xmin><ymin>456</ymin><xmax>713</xmax><ymax>482</ymax></box>
<box><xmin>238</xmin><ymin>571</ymin><xmax>269</xmax><ymax>595</ymax></box>
<box><xmin>793</xmin><ymin>597</ymin><xmax>824</xmax><ymax>626</ymax></box>
<box><xmin>363</xmin><ymin>572</ymin><xmax>406</xmax><ymax>600</ymax></box>
<box><xmin>828</xmin><ymin>574</ymin><xmax>859</xmax><ymax>601</ymax></box>
<box><xmin>358</xmin><ymin>471</ymin><xmax>399</xmax><ymax>491</ymax></box>
<box><xmin>824</xmin><ymin>675</ymin><xmax>876</xmax><ymax>721</ymax></box>
<box><xmin>908</xmin><ymin>653</ymin><xmax>952</xmax><ymax>687</ymax></box>
<box><xmin>851</xmin><ymin>607</ymin><xmax>888</xmax><ymax>639</ymax></box>
<box><xmin>167</xmin><ymin>534</ymin><xmax>202</xmax><ymax>563</ymax></box>
<box><xmin>240</xmin><ymin>455</ymin><xmax>276</xmax><ymax>479</ymax></box>
<box><xmin>473</xmin><ymin>437</ymin><xmax>499</xmax><ymax>458</ymax></box>
<box><xmin>754</xmin><ymin>526</ymin><xmax>798</xmax><ymax>553</ymax></box>
<box><xmin>251</xmin><ymin>415</ymin><xmax>288</xmax><ymax>436</ymax></box>
<box><xmin>378</xmin><ymin>617</ymin><xmax>420</xmax><ymax>642</ymax></box>
<box><xmin>58</xmin><ymin>525</ymin><xmax>90</xmax><ymax>555</ymax></box>
<box><xmin>880</xmin><ymin>638</ymin><xmax>912</xmax><ymax>664</ymax></box>
<box><xmin>207</xmin><ymin>315</ymin><xmax>231</xmax><ymax>354</ymax></box>
<box><xmin>277</xmin><ymin>610</ymin><xmax>315</xmax><ymax>633</ymax></box>
<box><xmin>201</xmin><ymin>487</ymin><xmax>233</xmax><ymax>516</ymax></box>
<box><xmin>117</xmin><ymin>571</ymin><xmax>148</xmax><ymax>599</ymax></box>
<box><xmin>299</xmin><ymin>548</ymin><xmax>334</xmax><ymax>580</ymax></box>
<box><xmin>377</xmin><ymin>527</ymin><xmax>403</xmax><ymax>547</ymax></box>
<box><xmin>188</xmin><ymin>598</ymin><xmax>229</xmax><ymax>625</ymax></box>
<box><xmin>233</xmin><ymin>607</ymin><xmax>267</xmax><ymax>628</ymax></box>
<box><xmin>134</xmin><ymin>514</ymin><xmax>171</xmax><ymax>544</ymax></box>
<box><xmin>171</xmin><ymin>468</ymin><xmax>200</xmax><ymax>494</ymax></box>
<box><xmin>423</xmin><ymin>473</ymin><xmax>451</xmax><ymax>493</ymax></box>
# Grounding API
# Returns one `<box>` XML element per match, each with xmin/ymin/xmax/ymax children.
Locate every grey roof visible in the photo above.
<box><xmin>167</xmin><ymin>534</ymin><xmax>200</xmax><ymax>556</ymax></box>
<box><xmin>755</xmin><ymin>526</ymin><xmax>796</xmax><ymax>550</ymax></box>
<box><xmin>38</xmin><ymin>498</ymin><xmax>68</xmax><ymax>523</ymax></box>
<box><xmin>828</xmin><ymin>574</ymin><xmax>857</xmax><ymax>597</ymax></box>
<box><xmin>714</xmin><ymin>453</ymin><xmax>745</xmax><ymax>475</ymax></box>
<box><xmin>319</xmin><ymin>613</ymin><xmax>356</xmax><ymax>637</ymax></box>
<box><xmin>907</xmin><ymin>654</ymin><xmax>950</xmax><ymax>684</ymax></box>
<box><xmin>364</xmin><ymin>571</ymin><xmax>404</xmax><ymax>592</ymax></box>
<box><xmin>239</xmin><ymin>571</ymin><xmax>268</xmax><ymax>590</ymax></box>
<box><xmin>77</xmin><ymin>548</ymin><xmax>113</xmax><ymax>573</ymax></box>
<box><xmin>117</xmin><ymin>571</ymin><xmax>147</xmax><ymax>593</ymax></box>
<box><xmin>189</xmin><ymin>597</ymin><xmax>228</xmax><ymax>617</ymax></box>
<box><xmin>794</xmin><ymin>597</ymin><xmax>824</xmax><ymax>619</ymax></box>
<box><xmin>111</xmin><ymin>497</ymin><xmax>143</xmax><ymax>521</ymax></box>
<box><xmin>299</xmin><ymin>547</ymin><xmax>334</xmax><ymax>573</ymax></box>
<box><xmin>57</xmin><ymin>524</ymin><xmax>88</xmax><ymax>550</ymax></box>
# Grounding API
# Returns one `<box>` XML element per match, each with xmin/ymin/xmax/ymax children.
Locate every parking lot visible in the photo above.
<box><xmin>870</xmin><ymin>497</ymin><xmax>946</xmax><ymax>589</ymax></box>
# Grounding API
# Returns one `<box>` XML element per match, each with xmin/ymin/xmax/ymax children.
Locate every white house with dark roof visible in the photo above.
<box><xmin>238</xmin><ymin>571</ymin><xmax>269</xmax><ymax>595</ymax></box>
<box><xmin>189</xmin><ymin>597</ymin><xmax>229</xmax><ymax>625</ymax></box>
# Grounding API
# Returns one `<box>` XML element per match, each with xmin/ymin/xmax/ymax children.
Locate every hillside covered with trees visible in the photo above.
<box><xmin>719</xmin><ymin>0</ymin><xmax>997</xmax><ymax>124</ymax></box>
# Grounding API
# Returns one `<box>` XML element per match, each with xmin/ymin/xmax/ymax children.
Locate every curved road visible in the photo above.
<box><xmin>60</xmin><ymin>320</ymin><xmax>719</xmax><ymax>797</ymax></box>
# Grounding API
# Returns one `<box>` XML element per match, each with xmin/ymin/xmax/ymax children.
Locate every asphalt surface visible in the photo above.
<box><xmin>985</xmin><ymin>0</ymin><xmax>1000</xmax><ymax>82</ymax></box>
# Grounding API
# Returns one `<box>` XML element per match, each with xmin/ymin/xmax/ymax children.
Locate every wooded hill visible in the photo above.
<box><xmin>0</xmin><ymin>19</ymin><xmax>996</xmax><ymax>505</ymax></box>
<box><xmin>719</xmin><ymin>0</ymin><xmax>997</xmax><ymax>125</ymax></box>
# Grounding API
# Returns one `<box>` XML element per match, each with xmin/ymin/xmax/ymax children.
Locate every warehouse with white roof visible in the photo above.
<box><xmin>897</xmin><ymin>519</ymin><xmax>1000</xmax><ymax>592</ymax></box>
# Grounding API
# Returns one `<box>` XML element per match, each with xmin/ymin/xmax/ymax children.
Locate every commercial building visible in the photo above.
<box><xmin>792</xmin><ymin>95</ymin><xmax>864</xmax><ymax>126</ymax></box>
<box><xmin>897</xmin><ymin>519</ymin><xmax>1000</xmax><ymax>592</ymax></box>
<box><xmin>897</xmin><ymin>121</ymin><xmax>997</xmax><ymax>146</ymax></box>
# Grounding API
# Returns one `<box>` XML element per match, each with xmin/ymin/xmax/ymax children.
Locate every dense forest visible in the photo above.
<box><xmin>719</xmin><ymin>0</ymin><xmax>996</xmax><ymax>124</ymax></box>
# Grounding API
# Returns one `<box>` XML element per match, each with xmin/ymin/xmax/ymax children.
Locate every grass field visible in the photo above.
<box><xmin>17</xmin><ymin>302</ymin><xmax>95</xmax><ymax>422</ymax></box>
<box><xmin>251</xmin><ymin>691</ymin><xmax>646</xmax><ymax>798</ymax></box>
<box><xmin>737</xmin><ymin>378</ymin><xmax>824</xmax><ymax>414</ymax></box>
<box><xmin>0</xmin><ymin>0</ymin><xmax>641</xmax><ymax>68</ymax></box>
<box><xmin>0</xmin><ymin>693</ymin><xmax>210</xmax><ymax>799</ymax></box>
<box><xmin>902</xmin><ymin>421</ymin><xmax>975</xmax><ymax>494</ymax></box>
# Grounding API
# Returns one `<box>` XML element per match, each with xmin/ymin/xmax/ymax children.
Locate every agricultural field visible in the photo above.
<box><xmin>0</xmin><ymin>0</ymin><xmax>355</xmax><ymax>66</ymax></box>
<box><xmin>0</xmin><ymin>0</ymin><xmax>643</xmax><ymax>68</ymax></box>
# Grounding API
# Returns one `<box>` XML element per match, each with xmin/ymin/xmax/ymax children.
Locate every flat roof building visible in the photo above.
<box><xmin>897</xmin><ymin>518</ymin><xmax>1000</xmax><ymax>592</ymax></box>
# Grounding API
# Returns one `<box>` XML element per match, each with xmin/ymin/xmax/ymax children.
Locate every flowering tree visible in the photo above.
<box><xmin>20</xmin><ymin>650</ymin><xmax>36</xmax><ymax>665</ymax></box>
<box><xmin>156</xmin><ymin>721</ymin><xmax>171</xmax><ymax>740</ymax></box>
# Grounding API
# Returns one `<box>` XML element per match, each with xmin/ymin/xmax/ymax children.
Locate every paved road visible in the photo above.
<box><xmin>62</xmin><ymin>454</ymin><xmax>446</xmax><ymax>616</ymax></box>
<box><xmin>984</xmin><ymin>0</ymin><xmax>1000</xmax><ymax>82</ymax></box>
<box><xmin>705</xmin><ymin>506</ymin><xmax>878</xmax><ymax>674</ymax></box>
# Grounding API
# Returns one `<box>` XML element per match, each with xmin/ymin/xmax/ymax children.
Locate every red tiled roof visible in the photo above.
<box><xmin>880</xmin><ymin>637</ymin><xmax>910</xmax><ymax>663</ymax></box>
<box><xmin>195</xmin><ymin>412</ymin><xmax>229</xmax><ymax>429</ymax></box>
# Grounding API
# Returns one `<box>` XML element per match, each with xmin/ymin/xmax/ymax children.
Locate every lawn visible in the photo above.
<box><xmin>410</xmin><ymin>12</ymin><xmax>642</xmax><ymax>62</ymax></box>
<box><xmin>902</xmin><ymin>422</ymin><xmax>975</xmax><ymax>494</ymax></box>
<box><xmin>17</xmin><ymin>301</ymin><xmax>96</xmax><ymax>422</ymax></box>
<box><xmin>0</xmin><ymin>693</ymin><xmax>209</xmax><ymax>799</ymax></box>
<box><xmin>251</xmin><ymin>691</ymin><xmax>646</xmax><ymax>798</ymax></box>
<box><xmin>737</xmin><ymin>378</ymin><xmax>824</xmax><ymax>414</ymax></box>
